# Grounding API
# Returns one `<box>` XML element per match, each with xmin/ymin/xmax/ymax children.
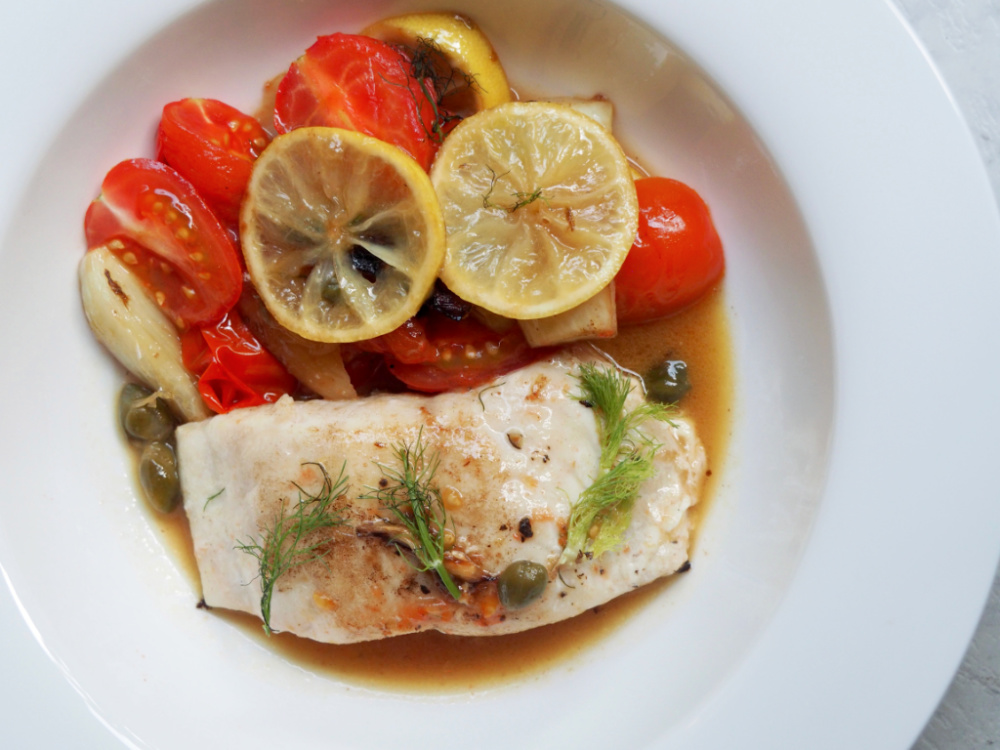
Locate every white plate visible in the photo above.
<box><xmin>1</xmin><ymin>0</ymin><xmax>998</xmax><ymax>747</ymax></box>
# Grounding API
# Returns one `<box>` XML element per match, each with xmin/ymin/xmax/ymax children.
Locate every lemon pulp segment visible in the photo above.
<box><xmin>241</xmin><ymin>127</ymin><xmax>445</xmax><ymax>343</ymax></box>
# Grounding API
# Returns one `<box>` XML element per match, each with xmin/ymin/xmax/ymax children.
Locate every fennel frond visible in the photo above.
<box><xmin>561</xmin><ymin>364</ymin><xmax>675</xmax><ymax>562</ymax></box>
<box><xmin>235</xmin><ymin>462</ymin><xmax>348</xmax><ymax>635</ymax></box>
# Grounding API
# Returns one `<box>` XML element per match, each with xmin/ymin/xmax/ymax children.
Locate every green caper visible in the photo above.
<box><xmin>118</xmin><ymin>383</ymin><xmax>153</xmax><ymax>430</ymax></box>
<box><xmin>497</xmin><ymin>560</ymin><xmax>548</xmax><ymax>609</ymax></box>
<box><xmin>139</xmin><ymin>441</ymin><xmax>181</xmax><ymax>513</ymax></box>
<box><xmin>124</xmin><ymin>397</ymin><xmax>175</xmax><ymax>442</ymax></box>
<box><xmin>643</xmin><ymin>359</ymin><xmax>691</xmax><ymax>404</ymax></box>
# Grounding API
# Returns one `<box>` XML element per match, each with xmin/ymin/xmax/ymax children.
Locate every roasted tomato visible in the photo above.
<box><xmin>156</xmin><ymin>98</ymin><xmax>271</xmax><ymax>225</ymax></box>
<box><xmin>353</xmin><ymin>312</ymin><xmax>543</xmax><ymax>393</ymax></box>
<box><xmin>614</xmin><ymin>177</ymin><xmax>725</xmax><ymax>324</ymax></box>
<box><xmin>273</xmin><ymin>33</ymin><xmax>437</xmax><ymax>170</ymax></box>
<box><xmin>181</xmin><ymin>310</ymin><xmax>297</xmax><ymax>414</ymax></box>
<box><xmin>84</xmin><ymin>158</ymin><xmax>243</xmax><ymax>329</ymax></box>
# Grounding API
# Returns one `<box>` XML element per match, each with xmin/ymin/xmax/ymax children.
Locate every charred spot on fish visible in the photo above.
<box><xmin>560</xmin><ymin>591</ymin><xmax>567</xmax><ymax>598</ymax></box>
<box><xmin>499</xmin><ymin>523</ymin><xmax>508</xmax><ymax>531</ymax></box>
<box><xmin>677</xmin><ymin>560</ymin><xmax>692</xmax><ymax>573</ymax></box>
<box><xmin>104</xmin><ymin>270</ymin><xmax>129</xmax><ymax>306</ymax></box>
<box><xmin>349</xmin><ymin>245</ymin><xmax>384</xmax><ymax>283</ymax></box>
<box><xmin>378</xmin><ymin>477</ymin><xmax>389</xmax><ymax>488</ymax></box>
<box><xmin>526</xmin><ymin>376</ymin><xmax>548</xmax><ymax>402</ymax></box>
<box><xmin>518</xmin><ymin>517</ymin><xmax>533</xmax><ymax>540</ymax></box>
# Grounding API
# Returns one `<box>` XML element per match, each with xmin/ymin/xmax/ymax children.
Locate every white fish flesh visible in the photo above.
<box><xmin>177</xmin><ymin>353</ymin><xmax>706</xmax><ymax>643</ymax></box>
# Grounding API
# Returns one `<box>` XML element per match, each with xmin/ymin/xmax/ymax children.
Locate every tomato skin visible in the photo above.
<box><xmin>614</xmin><ymin>177</ymin><xmax>725</xmax><ymax>324</ymax></box>
<box><xmin>354</xmin><ymin>313</ymin><xmax>544</xmax><ymax>393</ymax></box>
<box><xmin>156</xmin><ymin>98</ymin><xmax>270</xmax><ymax>225</ymax></box>
<box><xmin>181</xmin><ymin>310</ymin><xmax>297</xmax><ymax>414</ymax></box>
<box><xmin>84</xmin><ymin>159</ymin><xmax>243</xmax><ymax>330</ymax></box>
<box><xmin>273</xmin><ymin>33</ymin><xmax>437</xmax><ymax>170</ymax></box>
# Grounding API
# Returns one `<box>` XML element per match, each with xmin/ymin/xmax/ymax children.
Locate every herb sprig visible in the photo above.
<box><xmin>561</xmin><ymin>364</ymin><xmax>675</xmax><ymax>563</ymax></box>
<box><xmin>364</xmin><ymin>433</ymin><xmax>462</xmax><ymax>599</ymax></box>
<box><xmin>482</xmin><ymin>166</ymin><xmax>546</xmax><ymax>212</ymax></box>
<box><xmin>407</xmin><ymin>37</ymin><xmax>476</xmax><ymax>143</ymax></box>
<box><xmin>236</xmin><ymin>462</ymin><xmax>348</xmax><ymax>635</ymax></box>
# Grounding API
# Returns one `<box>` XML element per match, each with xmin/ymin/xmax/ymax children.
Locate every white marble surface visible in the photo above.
<box><xmin>892</xmin><ymin>1</ymin><xmax>1000</xmax><ymax>747</ymax></box>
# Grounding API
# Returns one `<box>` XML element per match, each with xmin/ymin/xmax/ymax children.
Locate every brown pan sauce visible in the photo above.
<box><xmin>147</xmin><ymin>284</ymin><xmax>732</xmax><ymax>692</ymax></box>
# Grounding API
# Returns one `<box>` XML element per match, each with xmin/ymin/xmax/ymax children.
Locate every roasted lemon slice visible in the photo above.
<box><xmin>240</xmin><ymin>127</ymin><xmax>446</xmax><ymax>343</ymax></box>
<box><xmin>430</xmin><ymin>102</ymin><xmax>639</xmax><ymax>319</ymax></box>
<box><xmin>362</xmin><ymin>12</ymin><xmax>512</xmax><ymax>117</ymax></box>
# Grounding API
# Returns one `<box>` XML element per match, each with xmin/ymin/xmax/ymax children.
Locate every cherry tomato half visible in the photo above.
<box><xmin>84</xmin><ymin>158</ymin><xmax>243</xmax><ymax>329</ymax></box>
<box><xmin>156</xmin><ymin>98</ymin><xmax>271</xmax><ymax>226</ymax></box>
<box><xmin>181</xmin><ymin>310</ymin><xmax>297</xmax><ymax>414</ymax></box>
<box><xmin>273</xmin><ymin>33</ymin><xmax>437</xmax><ymax>170</ymax></box>
<box><xmin>614</xmin><ymin>177</ymin><xmax>725</xmax><ymax>324</ymax></box>
<box><xmin>353</xmin><ymin>312</ymin><xmax>544</xmax><ymax>393</ymax></box>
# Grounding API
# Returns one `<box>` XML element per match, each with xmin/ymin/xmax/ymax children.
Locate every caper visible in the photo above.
<box><xmin>643</xmin><ymin>359</ymin><xmax>691</xmax><ymax>404</ymax></box>
<box><xmin>118</xmin><ymin>382</ymin><xmax>153</xmax><ymax>430</ymax></box>
<box><xmin>139</xmin><ymin>441</ymin><xmax>181</xmax><ymax>513</ymax></box>
<box><xmin>124</xmin><ymin>398</ymin><xmax>175</xmax><ymax>442</ymax></box>
<box><xmin>497</xmin><ymin>560</ymin><xmax>548</xmax><ymax>609</ymax></box>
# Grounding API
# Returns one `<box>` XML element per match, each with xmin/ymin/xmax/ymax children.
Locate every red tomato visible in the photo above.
<box><xmin>614</xmin><ymin>177</ymin><xmax>725</xmax><ymax>324</ymax></box>
<box><xmin>181</xmin><ymin>310</ymin><xmax>297</xmax><ymax>414</ymax></box>
<box><xmin>156</xmin><ymin>98</ymin><xmax>271</xmax><ymax>225</ymax></box>
<box><xmin>84</xmin><ymin>158</ymin><xmax>243</xmax><ymax>329</ymax></box>
<box><xmin>354</xmin><ymin>313</ymin><xmax>544</xmax><ymax>393</ymax></box>
<box><xmin>273</xmin><ymin>33</ymin><xmax>437</xmax><ymax>170</ymax></box>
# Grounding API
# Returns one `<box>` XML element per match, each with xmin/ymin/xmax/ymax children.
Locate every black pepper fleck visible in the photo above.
<box><xmin>518</xmin><ymin>517</ymin><xmax>533</xmax><ymax>540</ymax></box>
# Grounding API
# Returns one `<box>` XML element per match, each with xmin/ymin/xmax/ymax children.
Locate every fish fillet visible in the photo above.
<box><xmin>177</xmin><ymin>353</ymin><xmax>706</xmax><ymax>643</ymax></box>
